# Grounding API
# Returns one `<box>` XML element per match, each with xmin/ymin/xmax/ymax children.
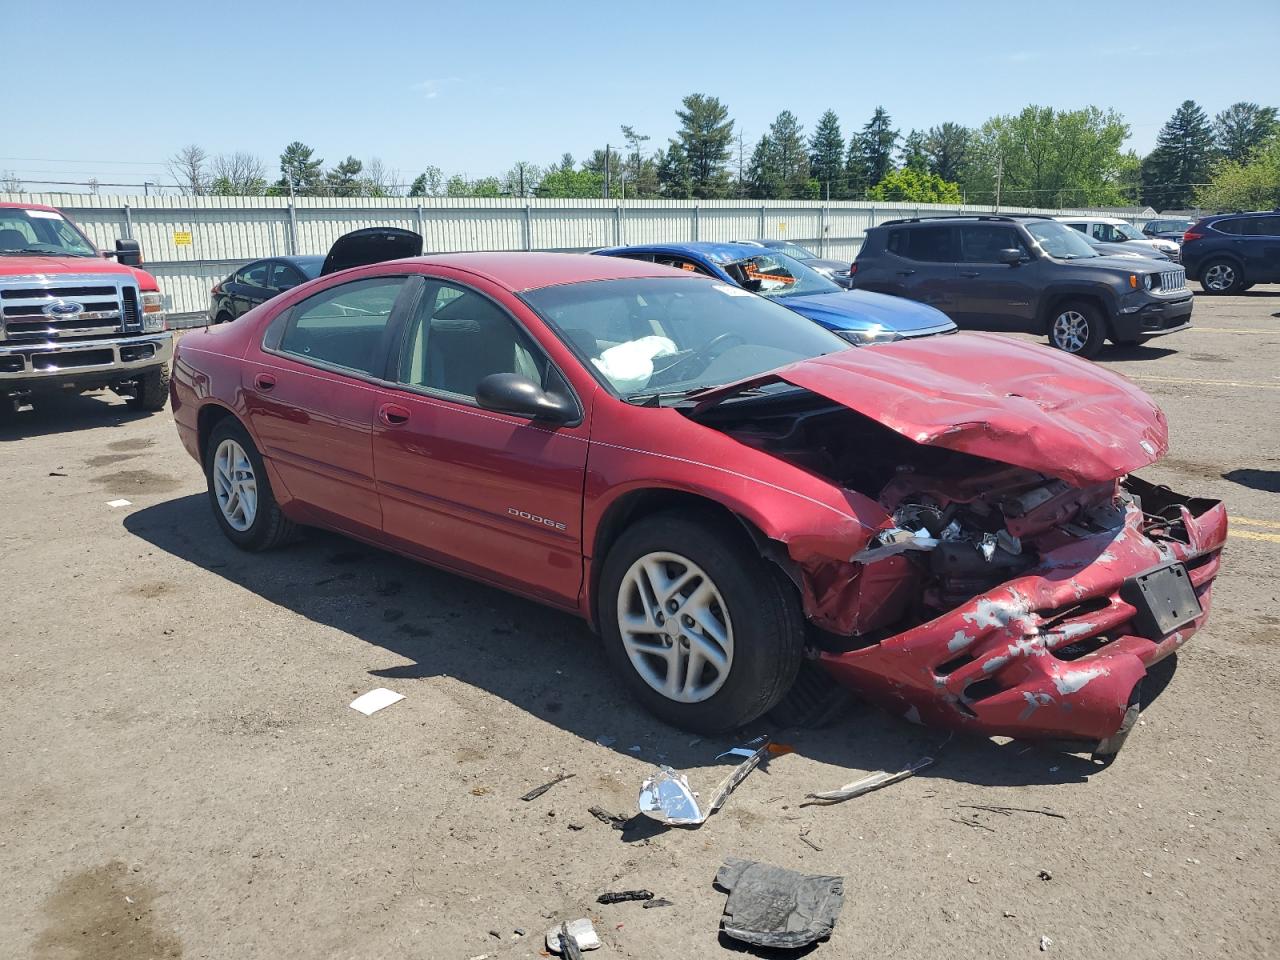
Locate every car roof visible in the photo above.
<box><xmin>596</xmin><ymin>241</ymin><xmax>764</xmax><ymax>264</ymax></box>
<box><xmin>1204</xmin><ymin>210</ymin><xmax>1277</xmax><ymax>220</ymax></box>
<box><xmin>394</xmin><ymin>251</ymin><xmax>700</xmax><ymax>292</ymax></box>
<box><xmin>1055</xmin><ymin>215</ymin><xmax>1125</xmax><ymax>224</ymax></box>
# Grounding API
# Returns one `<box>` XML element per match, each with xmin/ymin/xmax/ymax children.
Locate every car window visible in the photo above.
<box><xmin>238</xmin><ymin>262</ymin><xmax>271</xmax><ymax>287</ymax></box>
<box><xmin>269</xmin><ymin>263</ymin><xmax>303</xmax><ymax>291</ymax></box>
<box><xmin>277</xmin><ymin>276</ymin><xmax>406</xmax><ymax>376</ymax></box>
<box><xmin>722</xmin><ymin>253</ymin><xmax>839</xmax><ymax>298</ymax></box>
<box><xmin>1064</xmin><ymin>222</ymin><xmax>1087</xmax><ymax>234</ymax></box>
<box><xmin>652</xmin><ymin>255</ymin><xmax>713</xmax><ymax>277</ymax></box>
<box><xmin>1241</xmin><ymin>216</ymin><xmax>1280</xmax><ymax>236</ymax></box>
<box><xmin>399</xmin><ymin>282</ymin><xmax>548</xmax><ymax>400</ymax></box>
<box><xmin>886</xmin><ymin>226</ymin><xmax>955</xmax><ymax>262</ymax></box>
<box><xmin>1212</xmin><ymin>219</ymin><xmax>1244</xmax><ymax>235</ymax></box>
<box><xmin>958</xmin><ymin>225</ymin><xmax>1027</xmax><ymax>263</ymax></box>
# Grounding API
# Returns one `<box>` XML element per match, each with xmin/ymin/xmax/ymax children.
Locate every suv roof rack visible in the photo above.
<box><xmin>879</xmin><ymin>213</ymin><xmax>1055</xmax><ymax>226</ymax></box>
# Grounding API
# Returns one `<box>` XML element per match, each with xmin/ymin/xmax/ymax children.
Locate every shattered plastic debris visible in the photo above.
<box><xmin>803</xmin><ymin>755</ymin><xmax>935</xmax><ymax>805</ymax></box>
<box><xmin>715</xmin><ymin>857</ymin><xmax>844</xmax><ymax>950</ymax></box>
<box><xmin>348</xmin><ymin>688</ymin><xmax>405</xmax><ymax>716</ymax></box>
<box><xmin>852</xmin><ymin>526</ymin><xmax>939</xmax><ymax>562</ymax></box>
<box><xmin>642</xmin><ymin>898</ymin><xmax>674</xmax><ymax>909</ymax></box>
<box><xmin>520</xmin><ymin>773</ymin><xmax>575</xmax><ymax>801</ymax></box>
<box><xmin>638</xmin><ymin>737</ymin><xmax>770</xmax><ymax>826</ymax></box>
<box><xmin>587</xmin><ymin>805</ymin><xmax>628</xmax><ymax>829</ymax></box>
<box><xmin>546</xmin><ymin>918</ymin><xmax>600</xmax><ymax>955</ymax></box>
<box><xmin>596</xmin><ymin>889</ymin><xmax>654</xmax><ymax>904</ymax></box>
<box><xmin>106</xmin><ymin>498</ymin><xmax>132</xmax><ymax>508</ymax></box>
<box><xmin>1040</xmin><ymin>934</ymin><xmax>1053</xmax><ymax>951</ymax></box>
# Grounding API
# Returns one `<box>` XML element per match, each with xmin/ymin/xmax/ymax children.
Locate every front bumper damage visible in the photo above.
<box><xmin>816</xmin><ymin>478</ymin><xmax>1226</xmax><ymax>753</ymax></box>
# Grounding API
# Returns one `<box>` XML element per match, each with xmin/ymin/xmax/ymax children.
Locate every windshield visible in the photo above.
<box><xmin>722</xmin><ymin>252</ymin><xmax>840</xmax><ymax>299</ymax></box>
<box><xmin>767</xmin><ymin>242</ymin><xmax>819</xmax><ymax>260</ymax></box>
<box><xmin>1147</xmin><ymin>219</ymin><xmax>1191</xmax><ymax>234</ymax></box>
<box><xmin>0</xmin><ymin>208</ymin><xmax>97</xmax><ymax>257</ymax></box>
<box><xmin>522</xmin><ymin>276</ymin><xmax>846</xmax><ymax>401</ymax></box>
<box><xmin>1026</xmin><ymin>221</ymin><xmax>1099</xmax><ymax>260</ymax></box>
<box><xmin>1113</xmin><ymin>222</ymin><xmax>1145</xmax><ymax>241</ymax></box>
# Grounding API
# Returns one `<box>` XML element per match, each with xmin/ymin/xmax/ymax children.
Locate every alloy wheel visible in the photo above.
<box><xmin>212</xmin><ymin>438</ymin><xmax>258</xmax><ymax>532</ymax></box>
<box><xmin>1203</xmin><ymin>263</ymin><xmax>1235</xmax><ymax>292</ymax></box>
<box><xmin>1052</xmin><ymin>310</ymin><xmax>1090</xmax><ymax>353</ymax></box>
<box><xmin>616</xmin><ymin>551</ymin><xmax>734</xmax><ymax>703</ymax></box>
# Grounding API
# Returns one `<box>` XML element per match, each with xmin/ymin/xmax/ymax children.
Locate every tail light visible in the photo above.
<box><xmin>211</xmin><ymin>282</ymin><xmax>223</xmax><ymax>295</ymax></box>
<box><xmin>1182</xmin><ymin>230</ymin><xmax>1204</xmax><ymax>243</ymax></box>
<box><xmin>849</xmin><ymin>263</ymin><xmax>858</xmax><ymax>275</ymax></box>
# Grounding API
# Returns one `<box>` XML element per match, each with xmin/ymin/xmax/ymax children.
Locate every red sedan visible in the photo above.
<box><xmin>171</xmin><ymin>239</ymin><xmax>1226</xmax><ymax>756</ymax></box>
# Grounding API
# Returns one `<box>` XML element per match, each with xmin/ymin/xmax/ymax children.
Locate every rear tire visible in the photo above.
<box><xmin>126</xmin><ymin>365</ymin><xmax>170</xmax><ymax>412</ymax></box>
<box><xmin>215</xmin><ymin>312</ymin><xmax>233</xmax><ymax>324</ymax></box>
<box><xmin>599</xmin><ymin>511</ymin><xmax>804</xmax><ymax>734</ymax></box>
<box><xmin>205</xmin><ymin>418</ymin><xmax>295</xmax><ymax>551</ymax></box>
<box><xmin>1199</xmin><ymin>258</ymin><xmax>1243</xmax><ymax>295</ymax></box>
<box><xmin>1048</xmin><ymin>301</ymin><xmax>1107</xmax><ymax>358</ymax></box>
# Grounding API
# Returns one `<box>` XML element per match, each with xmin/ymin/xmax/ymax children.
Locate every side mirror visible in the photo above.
<box><xmin>475</xmin><ymin>373</ymin><xmax>576</xmax><ymax>423</ymax></box>
<box><xmin>114</xmin><ymin>238</ymin><xmax>143</xmax><ymax>267</ymax></box>
<box><xmin>998</xmin><ymin>248</ymin><xmax>1024</xmax><ymax>266</ymax></box>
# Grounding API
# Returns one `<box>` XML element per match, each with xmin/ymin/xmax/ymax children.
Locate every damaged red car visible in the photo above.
<box><xmin>171</xmin><ymin>240</ymin><xmax>1227</xmax><ymax>757</ymax></box>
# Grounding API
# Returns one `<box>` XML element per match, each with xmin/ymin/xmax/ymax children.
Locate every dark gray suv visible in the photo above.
<box><xmin>850</xmin><ymin>214</ymin><xmax>1193</xmax><ymax>357</ymax></box>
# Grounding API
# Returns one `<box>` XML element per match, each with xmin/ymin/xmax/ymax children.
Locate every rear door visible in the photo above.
<box><xmin>231</xmin><ymin>261</ymin><xmax>273</xmax><ymax>318</ymax></box>
<box><xmin>243</xmin><ymin>273</ymin><xmax>417</xmax><ymax>540</ymax></box>
<box><xmin>881</xmin><ymin>224</ymin><xmax>959</xmax><ymax>316</ymax></box>
<box><xmin>952</xmin><ymin>224</ymin><xmax>1038</xmax><ymax>330</ymax></box>
<box><xmin>370</xmin><ymin>275</ymin><xmax>591</xmax><ymax>605</ymax></box>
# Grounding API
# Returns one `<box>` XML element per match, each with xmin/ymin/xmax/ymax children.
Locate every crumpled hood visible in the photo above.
<box><xmin>785</xmin><ymin>289</ymin><xmax>955</xmax><ymax>334</ymax></box>
<box><xmin>691</xmin><ymin>332</ymin><xmax>1168</xmax><ymax>487</ymax></box>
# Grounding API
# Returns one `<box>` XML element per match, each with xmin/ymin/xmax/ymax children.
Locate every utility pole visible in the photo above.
<box><xmin>994</xmin><ymin>153</ymin><xmax>1003</xmax><ymax>213</ymax></box>
<box><xmin>604</xmin><ymin>144</ymin><xmax>611</xmax><ymax>200</ymax></box>
<box><xmin>517</xmin><ymin>162</ymin><xmax>526</xmax><ymax>198</ymax></box>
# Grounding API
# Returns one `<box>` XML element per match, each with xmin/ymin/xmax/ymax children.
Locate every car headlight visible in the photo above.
<box><xmin>836</xmin><ymin>326</ymin><xmax>903</xmax><ymax>346</ymax></box>
<box><xmin>1142</xmin><ymin>273</ymin><xmax>1155</xmax><ymax>290</ymax></box>
<box><xmin>141</xmin><ymin>291</ymin><xmax>167</xmax><ymax>332</ymax></box>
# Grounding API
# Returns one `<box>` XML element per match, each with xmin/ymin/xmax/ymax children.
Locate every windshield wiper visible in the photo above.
<box><xmin>2</xmin><ymin>247</ymin><xmax>89</xmax><ymax>257</ymax></box>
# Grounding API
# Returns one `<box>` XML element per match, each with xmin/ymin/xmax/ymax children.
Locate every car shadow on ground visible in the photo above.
<box><xmin>0</xmin><ymin>392</ymin><xmax>151</xmax><ymax>442</ymax></box>
<box><xmin>1095</xmin><ymin>343</ymin><xmax>1178</xmax><ymax>363</ymax></box>
<box><xmin>124</xmin><ymin>493</ymin><xmax>1175</xmax><ymax>793</ymax></box>
<box><xmin>1223</xmin><ymin>468</ymin><xmax>1280</xmax><ymax>493</ymax></box>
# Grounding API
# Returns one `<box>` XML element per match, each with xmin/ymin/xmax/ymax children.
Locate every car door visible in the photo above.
<box><xmin>243</xmin><ymin>273</ymin><xmax>417</xmax><ymax>540</ymax></box>
<box><xmin>1240</xmin><ymin>216</ymin><xmax>1280</xmax><ymax>281</ymax></box>
<box><xmin>231</xmin><ymin>261</ymin><xmax>273</xmax><ymax>318</ymax></box>
<box><xmin>370</xmin><ymin>275</ymin><xmax>590</xmax><ymax>606</ymax></box>
<box><xmin>267</xmin><ymin>261</ymin><xmax>305</xmax><ymax>299</ymax></box>
<box><xmin>881</xmin><ymin>224</ymin><xmax>959</xmax><ymax>316</ymax></box>
<box><xmin>952</xmin><ymin>224</ymin><xmax>1038</xmax><ymax>330</ymax></box>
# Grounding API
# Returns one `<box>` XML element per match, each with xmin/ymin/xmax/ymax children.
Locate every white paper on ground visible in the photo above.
<box><xmin>106</xmin><ymin>499</ymin><xmax>132</xmax><ymax>508</ymax></box>
<box><xmin>349</xmin><ymin>688</ymin><xmax>405</xmax><ymax>716</ymax></box>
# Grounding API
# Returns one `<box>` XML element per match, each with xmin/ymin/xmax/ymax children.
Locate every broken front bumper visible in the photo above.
<box><xmin>818</xmin><ymin>482</ymin><xmax>1226</xmax><ymax>750</ymax></box>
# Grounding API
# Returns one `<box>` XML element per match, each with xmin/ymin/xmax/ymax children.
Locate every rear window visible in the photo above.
<box><xmin>1211</xmin><ymin>219</ymin><xmax>1245</xmax><ymax>236</ymax></box>
<box><xmin>886</xmin><ymin>226</ymin><xmax>955</xmax><ymax>262</ymax></box>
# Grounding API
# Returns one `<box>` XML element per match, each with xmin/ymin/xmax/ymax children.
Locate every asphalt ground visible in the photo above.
<box><xmin>2</xmin><ymin>288</ymin><xmax>1278</xmax><ymax>959</ymax></box>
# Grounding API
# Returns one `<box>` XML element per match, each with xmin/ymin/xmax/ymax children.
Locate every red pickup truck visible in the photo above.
<box><xmin>0</xmin><ymin>202</ymin><xmax>172</xmax><ymax>412</ymax></box>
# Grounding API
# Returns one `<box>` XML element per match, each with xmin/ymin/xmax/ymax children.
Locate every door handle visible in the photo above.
<box><xmin>960</xmin><ymin>271</ymin><xmax>981</xmax><ymax>278</ymax></box>
<box><xmin>896</xmin><ymin>269</ymin><xmax>916</xmax><ymax>276</ymax></box>
<box><xmin>378</xmin><ymin>402</ymin><xmax>410</xmax><ymax>426</ymax></box>
<box><xmin>254</xmin><ymin>373</ymin><xmax>276</xmax><ymax>391</ymax></box>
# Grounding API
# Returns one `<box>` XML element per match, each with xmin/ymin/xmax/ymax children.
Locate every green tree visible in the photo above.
<box><xmin>657</xmin><ymin>141</ymin><xmax>692</xmax><ymax>198</ymax></box>
<box><xmin>665</xmin><ymin>93</ymin><xmax>734</xmax><ymax>198</ymax></box>
<box><xmin>899</xmin><ymin>129</ymin><xmax>928</xmax><ymax>173</ymax></box>
<box><xmin>747</xmin><ymin>110</ymin><xmax>810</xmax><ymax>199</ymax></box>
<box><xmin>536</xmin><ymin>166</ymin><xmax>605</xmax><ymax>198</ymax></box>
<box><xmin>620</xmin><ymin>125</ymin><xmax>659</xmax><ymax>198</ymax></box>
<box><xmin>808</xmin><ymin>109</ymin><xmax>845</xmax><ymax>198</ymax></box>
<box><xmin>1213</xmin><ymin>102</ymin><xmax>1278</xmax><ymax>163</ymax></box>
<box><xmin>858</xmin><ymin>107</ymin><xmax>899</xmax><ymax>187</ymax></box>
<box><xmin>409</xmin><ymin>166</ymin><xmax>444</xmax><ymax>197</ymax></box>
<box><xmin>1141</xmin><ymin>100</ymin><xmax>1215</xmax><ymax>210</ymax></box>
<box><xmin>325</xmin><ymin>156</ymin><xmax>364</xmax><ymax>196</ymax></box>
<box><xmin>924</xmin><ymin>122</ymin><xmax>971</xmax><ymax>182</ymax></box>
<box><xmin>747</xmin><ymin>134</ymin><xmax>778</xmax><ymax>198</ymax></box>
<box><xmin>502</xmin><ymin>162</ymin><xmax>542</xmax><ymax>197</ymax></box>
<box><xmin>275</xmin><ymin>141</ymin><xmax>323</xmax><ymax>196</ymax></box>
<box><xmin>1196</xmin><ymin>136</ymin><xmax>1280</xmax><ymax>210</ymax></box>
<box><xmin>868</xmin><ymin>168</ymin><xmax>962</xmax><ymax>203</ymax></box>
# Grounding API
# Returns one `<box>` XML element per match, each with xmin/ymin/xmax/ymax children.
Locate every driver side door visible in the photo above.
<box><xmin>371</xmin><ymin>276</ymin><xmax>592</xmax><ymax>606</ymax></box>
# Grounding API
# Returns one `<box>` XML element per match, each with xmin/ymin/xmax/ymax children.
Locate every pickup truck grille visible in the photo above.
<box><xmin>0</xmin><ymin>277</ymin><xmax>136</xmax><ymax>343</ymax></box>
<box><xmin>1158</xmin><ymin>268</ymin><xmax>1187</xmax><ymax>293</ymax></box>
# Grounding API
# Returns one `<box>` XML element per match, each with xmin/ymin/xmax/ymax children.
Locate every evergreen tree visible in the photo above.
<box><xmin>408</xmin><ymin>166</ymin><xmax>444</xmax><ymax>197</ymax></box>
<box><xmin>1141</xmin><ymin>100</ymin><xmax>1215</xmax><ymax>210</ymax></box>
<box><xmin>899</xmin><ymin>129</ymin><xmax>928</xmax><ymax>173</ymax></box>
<box><xmin>669</xmin><ymin>93</ymin><xmax>734</xmax><ymax>198</ymax></box>
<box><xmin>747</xmin><ymin>135</ymin><xmax>778</xmax><ymax>198</ymax></box>
<box><xmin>275</xmin><ymin>141</ymin><xmax>324</xmax><ymax>195</ymax></box>
<box><xmin>1214</xmin><ymin>102</ymin><xmax>1279</xmax><ymax>163</ymax></box>
<box><xmin>657</xmin><ymin>141</ymin><xmax>692</xmax><ymax>198</ymax></box>
<box><xmin>767</xmin><ymin>110</ymin><xmax>810</xmax><ymax>198</ymax></box>
<box><xmin>808</xmin><ymin>109</ymin><xmax>845</xmax><ymax>198</ymax></box>
<box><xmin>923</xmin><ymin>122</ymin><xmax>970</xmax><ymax>182</ymax></box>
<box><xmin>325</xmin><ymin>156</ymin><xmax>364</xmax><ymax>196</ymax></box>
<box><xmin>844</xmin><ymin>135</ymin><xmax>869</xmax><ymax>199</ymax></box>
<box><xmin>859</xmin><ymin>107</ymin><xmax>899</xmax><ymax>187</ymax></box>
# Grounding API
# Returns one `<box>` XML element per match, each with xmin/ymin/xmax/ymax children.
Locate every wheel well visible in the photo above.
<box><xmin>197</xmin><ymin>404</ymin><xmax>238</xmax><ymax>462</ymax></box>
<box><xmin>1196</xmin><ymin>253</ymin><xmax>1245</xmax><ymax>280</ymax></box>
<box><xmin>588</xmin><ymin>489</ymin><xmax>768</xmax><ymax>630</ymax></box>
<box><xmin>1042</xmin><ymin>292</ymin><xmax>1109</xmax><ymax>335</ymax></box>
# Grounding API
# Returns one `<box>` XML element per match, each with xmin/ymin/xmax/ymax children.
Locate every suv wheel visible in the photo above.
<box><xmin>1048</xmin><ymin>301</ymin><xmax>1107</xmax><ymax>358</ymax></box>
<box><xmin>125</xmin><ymin>365</ymin><xmax>170</xmax><ymax>412</ymax></box>
<box><xmin>205</xmin><ymin>418</ymin><xmax>296</xmax><ymax>551</ymax></box>
<box><xmin>599</xmin><ymin>511</ymin><xmax>804</xmax><ymax>734</ymax></box>
<box><xmin>1200</xmin><ymin>259</ymin><xmax>1243</xmax><ymax>295</ymax></box>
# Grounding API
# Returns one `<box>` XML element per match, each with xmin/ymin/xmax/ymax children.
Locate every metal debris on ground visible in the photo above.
<box><xmin>638</xmin><ymin>736</ymin><xmax>772</xmax><ymax>827</ymax></box>
<box><xmin>642</xmin><ymin>898</ymin><xmax>673</xmax><ymax>909</ymax></box>
<box><xmin>715</xmin><ymin>857</ymin><xmax>844</xmax><ymax>950</ymax></box>
<box><xmin>519</xmin><ymin>772</ymin><xmax>575</xmax><ymax>801</ymax></box>
<box><xmin>799</xmin><ymin>831</ymin><xmax>823</xmax><ymax>852</ymax></box>
<box><xmin>587</xmin><ymin>805</ymin><xmax>627</xmax><ymax>829</ymax></box>
<box><xmin>802</xmin><ymin>755</ymin><xmax>935</xmax><ymax>806</ymax></box>
<box><xmin>597</xmin><ymin>889</ymin><xmax>654</xmax><ymax>904</ymax></box>
<box><xmin>348</xmin><ymin>688</ymin><xmax>405</xmax><ymax>716</ymax></box>
<box><xmin>546</xmin><ymin>918</ymin><xmax>600</xmax><ymax>956</ymax></box>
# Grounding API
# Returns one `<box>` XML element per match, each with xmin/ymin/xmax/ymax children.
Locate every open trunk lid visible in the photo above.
<box><xmin>320</xmin><ymin>227</ymin><xmax>423</xmax><ymax>276</ymax></box>
<box><xmin>690</xmin><ymin>333</ymin><xmax>1167</xmax><ymax>487</ymax></box>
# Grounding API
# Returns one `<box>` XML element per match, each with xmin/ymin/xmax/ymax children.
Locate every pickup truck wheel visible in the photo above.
<box><xmin>599</xmin><ymin>511</ymin><xmax>804</xmax><ymax>734</ymax></box>
<box><xmin>1048</xmin><ymin>302</ymin><xmax>1107</xmax><ymax>358</ymax></box>
<box><xmin>205</xmin><ymin>419</ymin><xmax>295</xmax><ymax>551</ymax></box>
<box><xmin>1200</xmin><ymin>259</ymin><xmax>1243</xmax><ymax>294</ymax></box>
<box><xmin>126</xmin><ymin>365</ymin><xmax>170</xmax><ymax>412</ymax></box>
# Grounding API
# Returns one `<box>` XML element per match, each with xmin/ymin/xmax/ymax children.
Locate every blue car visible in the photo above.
<box><xmin>593</xmin><ymin>241</ymin><xmax>956</xmax><ymax>345</ymax></box>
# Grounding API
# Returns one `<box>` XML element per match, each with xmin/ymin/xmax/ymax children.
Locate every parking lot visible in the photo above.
<box><xmin>2</xmin><ymin>291</ymin><xmax>1278</xmax><ymax>960</ymax></box>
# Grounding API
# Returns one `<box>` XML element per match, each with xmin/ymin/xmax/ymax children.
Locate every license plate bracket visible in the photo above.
<box><xmin>1120</xmin><ymin>562</ymin><xmax>1201</xmax><ymax>638</ymax></box>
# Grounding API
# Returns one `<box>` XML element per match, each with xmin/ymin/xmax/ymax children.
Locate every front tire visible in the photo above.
<box><xmin>1048</xmin><ymin>301</ymin><xmax>1107</xmax><ymax>358</ymax></box>
<box><xmin>205</xmin><ymin>418</ymin><xmax>295</xmax><ymax>551</ymax></box>
<box><xmin>126</xmin><ymin>365</ymin><xmax>170</xmax><ymax>412</ymax></box>
<box><xmin>599</xmin><ymin>511</ymin><xmax>804</xmax><ymax>734</ymax></box>
<box><xmin>1199</xmin><ymin>258</ymin><xmax>1243</xmax><ymax>295</ymax></box>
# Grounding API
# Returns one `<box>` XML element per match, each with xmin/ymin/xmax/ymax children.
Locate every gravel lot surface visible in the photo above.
<box><xmin>3</xmin><ymin>290</ymin><xmax>1278</xmax><ymax>960</ymax></box>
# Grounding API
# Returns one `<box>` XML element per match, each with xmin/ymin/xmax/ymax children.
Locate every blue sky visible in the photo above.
<box><xmin>6</xmin><ymin>0</ymin><xmax>1279</xmax><ymax>190</ymax></box>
